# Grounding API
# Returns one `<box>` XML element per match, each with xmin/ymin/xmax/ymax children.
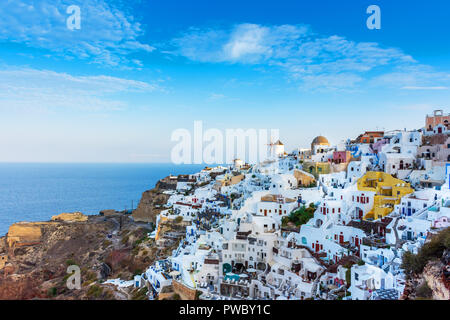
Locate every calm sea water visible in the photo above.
<box><xmin>0</xmin><ymin>163</ymin><xmax>206</xmax><ymax>236</ymax></box>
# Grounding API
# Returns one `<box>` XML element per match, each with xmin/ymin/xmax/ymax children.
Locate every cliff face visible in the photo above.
<box><xmin>51</xmin><ymin>212</ymin><xmax>88</xmax><ymax>222</ymax></box>
<box><xmin>0</xmin><ymin>215</ymin><xmax>156</xmax><ymax>300</ymax></box>
<box><xmin>423</xmin><ymin>260</ymin><xmax>450</xmax><ymax>300</ymax></box>
<box><xmin>6</xmin><ymin>222</ymin><xmax>44</xmax><ymax>247</ymax></box>
<box><xmin>132</xmin><ymin>181</ymin><xmax>172</xmax><ymax>223</ymax></box>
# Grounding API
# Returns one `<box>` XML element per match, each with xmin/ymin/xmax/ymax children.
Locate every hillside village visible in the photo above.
<box><xmin>134</xmin><ymin>109</ymin><xmax>450</xmax><ymax>300</ymax></box>
<box><xmin>1</xmin><ymin>110</ymin><xmax>449</xmax><ymax>301</ymax></box>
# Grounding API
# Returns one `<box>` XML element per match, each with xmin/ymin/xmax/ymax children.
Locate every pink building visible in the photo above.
<box><xmin>331</xmin><ymin>151</ymin><xmax>351</xmax><ymax>164</ymax></box>
<box><xmin>434</xmin><ymin>216</ymin><xmax>450</xmax><ymax>229</ymax></box>
<box><xmin>426</xmin><ymin>110</ymin><xmax>450</xmax><ymax>132</ymax></box>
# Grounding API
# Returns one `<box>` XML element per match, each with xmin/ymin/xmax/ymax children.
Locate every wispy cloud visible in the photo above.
<box><xmin>0</xmin><ymin>68</ymin><xmax>161</xmax><ymax>111</ymax></box>
<box><xmin>208</xmin><ymin>93</ymin><xmax>226</xmax><ymax>101</ymax></box>
<box><xmin>402</xmin><ymin>86</ymin><xmax>448</xmax><ymax>90</ymax></box>
<box><xmin>169</xmin><ymin>23</ymin><xmax>450</xmax><ymax>91</ymax></box>
<box><xmin>0</xmin><ymin>0</ymin><xmax>154</xmax><ymax>67</ymax></box>
<box><xmin>370</xmin><ymin>65</ymin><xmax>450</xmax><ymax>90</ymax></box>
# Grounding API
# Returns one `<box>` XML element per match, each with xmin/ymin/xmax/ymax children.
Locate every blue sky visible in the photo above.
<box><xmin>0</xmin><ymin>0</ymin><xmax>449</xmax><ymax>162</ymax></box>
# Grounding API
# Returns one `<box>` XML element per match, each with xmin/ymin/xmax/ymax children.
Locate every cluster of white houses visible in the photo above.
<box><xmin>132</xmin><ymin>110</ymin><xmax>450</xmax><ymax>300</ymax></box>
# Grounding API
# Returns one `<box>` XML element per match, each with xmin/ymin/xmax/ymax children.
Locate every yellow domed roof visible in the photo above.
<box><xmin>311</xmin><ymin>136</ymin><xmax>329</xmax><ymax>146</ymax></box>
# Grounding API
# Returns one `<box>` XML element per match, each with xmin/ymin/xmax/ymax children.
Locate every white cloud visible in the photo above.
<box><xmin>370</xmin><ymin>65</ymin><xmax>450</xmax><ymax>90</ymax></box>
<box><xmin>402</xmin><ymin>86</ymin><xmax>448</xmax><ymax>90</ymax></box>
<box><xmin>299</xmin><ymin>73</ymin><xmax>363</xmax><ymax>92</ymax></box>
<box><xmin>0</xmin><ymin>0</ymin><xmax>154</xmax><ymax>67</ymax></box>
<box><xmin>172</xmin><ymin>23</ymin><xmax>310</xmax><ymax>64</ymax></box>
<box><xmin>0</xmin><ymin>68</ymin><xmax>161</xmax><ymax>111</ymax></box>
<box><xmin>170</xmin><ymin>23</ymin><xmax>450</xmax><ymax>91</ymax></box>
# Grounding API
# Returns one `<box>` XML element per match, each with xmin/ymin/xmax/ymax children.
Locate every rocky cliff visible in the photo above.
<box><xmin>132</xmin><ymin>180</ymin><xmax>172</xmax><ymax>223</ymax></box>
<box><xmin>0</xmin><ymin>214</ymin><xmax>156</xmax><ymax>300</ymax></box>
<box><xmin>423</xmin><ymin>260</ymin><xmax>450</xmax><ymax>300</ymax></box>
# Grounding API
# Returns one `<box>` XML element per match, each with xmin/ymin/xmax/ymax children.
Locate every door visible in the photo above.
<box><xmin>381</xmin><ymin>278</ymin><xmax>385</xmax><ymax>290</ymax></box>
<box><xmin>339</xmin><ymin>233</ymin><xmax>344</xmax><ymax>244</ymax></box>
<box><xmin>264</xmin><ymin>209</ymin><xmax>267</xmax><ymax>216</ymax></box>
<box><xmin>407</xmin><ymin>231</ymin><xmax>413</xmax><ymax>240</ymax></box>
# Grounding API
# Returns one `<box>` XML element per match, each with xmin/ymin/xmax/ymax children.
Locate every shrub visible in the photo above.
<box><xmin>345</xmin><ymin>268</ymin><xmax>351</xmax><ymax>286</ymax></box>
<box><xmin>87</xmin><ymin>285</ymin><xmax>103</xmax><ymax>298</ymax></box>
<box><xmin>175</xmin><ymin>216</ymin><xmax>183</xmax><ymax>223</ymax></box>
<box><xmin>286</xmin><ymin>204</ymin><xmax>316</xmax><ymax>226</ymax></box>
<box><xmin>172</xmin><ymin>293</ymin><xmax>181</xmax><ymax>300</ymax></box>
<box><xmin>47</xmin><ymin>287</ymin><xmax>57</xmax><ymax>297</ymax></box>
<box><xmin>65</xmin><ymin>259</ymin><xmax>76</xmax><ymax>266</ymax></box>
<box><xmin>357</xmin><ymin>259</ymin><xmax>365</xmax><ymax>266</ymax></box>
<box><xmin>416</xmin><ymin>281</ymin><xmax>433</xmax><ymax>299</ymax></box>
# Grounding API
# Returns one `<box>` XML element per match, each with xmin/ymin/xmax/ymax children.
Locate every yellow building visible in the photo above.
<box><xmin>302</xmin><ymin>161</ymin><xmax>331</xmax><ymax>178</ymax></box>
<box><xmin>357</xmin><ymin>171</ymin><xmax>413</xmax><ymax>220</ymax></box>
<box><xmin>294</xmin><ymin>169</ymin><xmax>316</xmax><ymax>187</ymax></box>
<box><xmin>213</xmin><ymin>173</ymin><xmax>245</xmax><ymax>191</ymax></box>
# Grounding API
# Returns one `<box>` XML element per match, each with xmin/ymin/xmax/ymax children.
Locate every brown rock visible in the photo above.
<box><xmin>51</xmin><ymin>212</ymin><xmax>88</xmax><ymax>222</ymax></box>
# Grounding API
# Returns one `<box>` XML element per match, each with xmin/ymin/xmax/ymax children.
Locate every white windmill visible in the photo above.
<box><xmin>266</xmin><ymin>138</ymin><xmax>276</xmax><ymax>160</ymax></box>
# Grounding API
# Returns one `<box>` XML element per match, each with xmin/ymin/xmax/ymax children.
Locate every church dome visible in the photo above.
<box><xmin>311</xmin><ymin>136</ymin><xmax>329</xmax><ymax>146</ymax></box>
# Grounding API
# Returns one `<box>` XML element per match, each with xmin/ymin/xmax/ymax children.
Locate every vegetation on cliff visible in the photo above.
<box><xmin>401</xmin><ymin>228</ymin><xmax>450</xmax><ymax>277</ymax></box>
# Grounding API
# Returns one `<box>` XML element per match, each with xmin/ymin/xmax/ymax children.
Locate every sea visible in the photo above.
<box><xmin>0</xmin><ymin>163</ymin><xmax>208</xmax><ymax>236</ymax></box>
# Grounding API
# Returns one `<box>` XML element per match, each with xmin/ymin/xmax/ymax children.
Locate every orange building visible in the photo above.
<box><xmin>358</xmin><ymin>131</ymin><xmax>384</xmax><ymax>144</ymax></box>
